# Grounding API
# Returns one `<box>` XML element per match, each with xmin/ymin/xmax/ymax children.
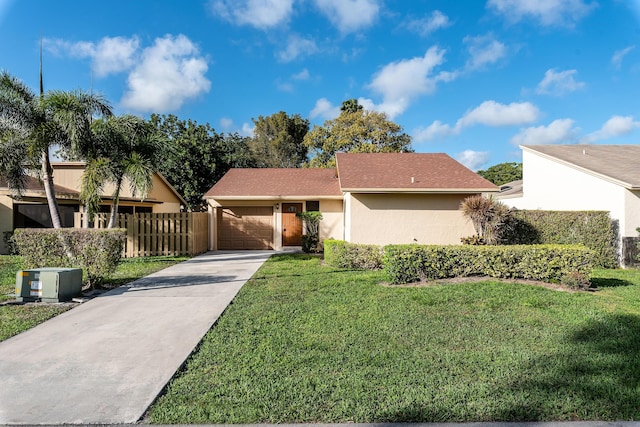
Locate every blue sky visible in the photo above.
<box><xmin>1</xmin><ymin>0</ymin><xmax>639</xmax><ymax>170</ymax></box>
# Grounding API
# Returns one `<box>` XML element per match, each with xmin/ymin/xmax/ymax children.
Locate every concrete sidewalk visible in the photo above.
<box><xmin>0</xmin><ymin>250</ymin><xmax>273</xmax><ymax>425</ymax></box>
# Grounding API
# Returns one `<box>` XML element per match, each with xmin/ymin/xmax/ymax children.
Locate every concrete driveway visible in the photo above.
<box><xmin>0</xmin><ymin>250</ymin><xmax>272</xmax><ymax>425</ymax></box>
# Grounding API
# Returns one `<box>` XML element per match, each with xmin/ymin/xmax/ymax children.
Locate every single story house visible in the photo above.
<box><xmin>204</xmin><ymin>152</ymin><xmax>498</xmax><ymax>250</ymax></box>
<box><xmin>0</xmin><ymin>162</ymin><xmax>186</xmax><ymax>254</ymax></box>
<box><xmin>498</xmin><ymin>144</ymin><xmax>640</xmax><ymax>263</ymax></box>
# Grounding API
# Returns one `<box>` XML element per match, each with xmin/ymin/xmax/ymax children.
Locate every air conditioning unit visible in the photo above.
<box><xmin>15</xmin><ymin>268</ymin><xmax>83</xmax><ymax>303</ymax></box>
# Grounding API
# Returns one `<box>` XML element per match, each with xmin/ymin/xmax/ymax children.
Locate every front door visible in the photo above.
<box><xmin>282</xmin><ymin>203</ymin><xmax>303</xmax><ymax>246</ymax></box>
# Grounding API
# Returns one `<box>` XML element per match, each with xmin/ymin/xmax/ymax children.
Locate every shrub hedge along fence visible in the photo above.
<box><xmin>13</xmin><ymin>228</ymin><xmax>126</xmax><ymax>287</ymax></box>
<box><xmin>324</xmin><ymin>240</ymin><xmax>595</xmax><ymax>286</ymax></box>
<box><xmin>383</xmin><ymin>244</ymin><xmax>594</xmax><ymax>285</ymax></box>
<box><xmin>502</xmin><ymin>210</ymin><xmax>617</xmax><ymax>268</ymax></box>
<box><xmin>324</xmin><ymin>240</ymin><xmax>384</xmax><ymax>270</ymax></box>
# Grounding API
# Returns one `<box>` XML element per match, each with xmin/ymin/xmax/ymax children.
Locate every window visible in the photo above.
<box><xmin>306</xmin><ymin>200</ymin><xmax>320</xmax><ymax>212</ymax></box>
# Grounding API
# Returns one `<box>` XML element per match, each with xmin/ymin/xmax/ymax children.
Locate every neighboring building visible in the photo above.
<box><xmin>0</xmin><ymin>162</ymin><xmax>186</xmax><ymax>254</ymax></box>
<box><xmin>204</xmin><ymin>152</ymin><xmax>498</xmax><ymax>250</ymax></box>
<box><xmin>498</xmin><ymin>144</ymin><xmax>640</xmax><ymax>261</ymax></box>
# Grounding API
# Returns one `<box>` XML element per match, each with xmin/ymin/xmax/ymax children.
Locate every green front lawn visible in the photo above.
<box><xmin>149</xmin><ymin>255</ymin><xmax>640</xmax><ymax>423</ymax></box>
<box><xmin>0</xmin><ymin>255</ymin><xmax>189</xmax><ymax>342</ymax></box>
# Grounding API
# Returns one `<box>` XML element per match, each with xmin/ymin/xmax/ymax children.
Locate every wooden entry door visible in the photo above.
<box><xmin>282</xmin><ymin>203</ymin><xmax>303</xmax><ymax>246</ymax></box>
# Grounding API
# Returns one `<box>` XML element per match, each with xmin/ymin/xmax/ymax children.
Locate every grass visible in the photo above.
<box><xmin>0</xmin><ymin>255</ymin><xmax>189</xmax><ymax>342</ymax></box>
<box><xmin>149</xmin><ymin>255</ymin><xmax>640</xmax><ymax>423</ymax></box>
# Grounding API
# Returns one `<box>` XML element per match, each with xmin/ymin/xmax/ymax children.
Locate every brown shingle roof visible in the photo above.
<box><xmin>522</xmin><ymin>145</ymin><xmax>640</xmax><ymax>188</ymax></box>
<box><xmin>0</xmin><ymin>176</ymin><xmax>78</xmax><ymax>196</ymax></box>
<box><xmin>204</xmin><ymin>168</ymin><xmax>342</xmax><ymax>198</ymax></box>
<box><xmin>336</xmin><ymin>152</ymin><xmax>497</xmax><ymax>192</ymax></box>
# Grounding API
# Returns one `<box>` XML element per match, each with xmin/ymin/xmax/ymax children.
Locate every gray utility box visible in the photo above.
<box><xmin>15</xmin><ymin>268</ymin><xmax>83</xmax><ymax>303</ymax></box>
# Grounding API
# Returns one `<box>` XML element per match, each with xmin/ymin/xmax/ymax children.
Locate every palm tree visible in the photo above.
<box><xmin>80</xmin><ymin>115</ymin><xmax>165</xmax><ymax>228</ymax></box>
<box><xmin>0</xmin><ymin>71</ymin><xmax>112</xmax><ymax>227</ymax></box>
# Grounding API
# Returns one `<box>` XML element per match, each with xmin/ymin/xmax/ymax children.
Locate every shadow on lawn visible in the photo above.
<box><xmin>492</xmin><ymin>313</ymin><xmax>640</xmax><ymax>421</ymax></box>
<box><xmin>589</xmin><ymin>277</ymin><xmax>635</xmax><ymax>288</ymax></box>
<box><xmin>377</xmin><ymin>313</ymin><xmax>640</xmax><ymax>422</ymax></box>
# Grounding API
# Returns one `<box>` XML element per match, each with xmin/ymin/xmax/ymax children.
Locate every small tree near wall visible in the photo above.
<box><xmin>296</xmin><ymin>211</ymin><xmax>323</xmax><ymax>253</ymax></box>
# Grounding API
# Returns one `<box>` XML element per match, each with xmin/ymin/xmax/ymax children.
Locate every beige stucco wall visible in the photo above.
<box><xmin>346</xmin><ymin>193</ymin><xmax>476</xmax><ymax>245</ymax></box>
<box><xmin>51</xmin><ymin>164</ymin><xmax>182</xmax><ymax>207</ymax></box>
<box><xmin>0</xmin><ymin>195</ymin><xmax>13</xmax><ymax>254</ymax></box>
<box><xmin>319</xmin><ymin>199</ymin><xmax>343</xmax><ymax>242</ymax></box>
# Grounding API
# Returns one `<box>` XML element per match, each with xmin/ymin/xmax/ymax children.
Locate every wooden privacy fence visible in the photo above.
<box><xmin>74</xmin><ymin>212</ymin><xmax>209</xmax><ymax>258</ymax></box>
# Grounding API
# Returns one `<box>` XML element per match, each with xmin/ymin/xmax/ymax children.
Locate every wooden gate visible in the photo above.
<box><xmin>74</xmin><ymin>212</ymin><xmax>209</xmax><ymax>257</ymax></box>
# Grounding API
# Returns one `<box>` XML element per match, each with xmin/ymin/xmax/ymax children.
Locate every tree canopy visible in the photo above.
<box><xmin>151</xmin><ymin>114</ymin><xmax>253</xmax><ymax>211</ymax></box>
<box><xmin>477</xmin><ymin>162</ymin><xmax>523</xmax><ymax>186</ymax></box>
<box><xmin>249</xmin><ymin>111</ymin><xmax>309</xmax><ymax>168</ymax></box>
<box><xmin>81</xmin><ymin>115</ymin><xmax>164</xmax><ymax>227</ymax></box>
<box><xmin>0</xmin><ymin>70</ymin><xmax>112</xmax><ymax>227</ymax></box>
<box><xmin>303</xmin><ymin>102</ymin><xmax>413</xmax><ymax>168</ymax></box>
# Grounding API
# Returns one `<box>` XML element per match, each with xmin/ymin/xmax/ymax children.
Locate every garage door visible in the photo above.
<box><xmin>217</xmin><ymin>206</ymin><xmax>274</xmax><ymax>250</ymax></box>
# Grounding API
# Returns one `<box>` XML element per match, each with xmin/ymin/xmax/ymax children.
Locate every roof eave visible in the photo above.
<box><xmin>204</xmin><ymin>195</ymin><xmax>344</xmax><ymax>200</ymax></box>
<box><xmin>521</xmin><ymin>145</ymin><xmax>639</xmax><ymax>189</ymax></box>
<box><xmin>341</xmin><ymin>187</ymin><xmax>499</xmax><ymax>193</ymax></box>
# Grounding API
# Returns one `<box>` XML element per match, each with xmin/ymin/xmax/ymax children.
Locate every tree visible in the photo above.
<box><xmin>340</xmin><ymin>98</ymin><xmax>363</xmax><ymax>114</ymax></box>
<box><xmin>304</xmin><ymin>102</ymin><xmax>413</xmax><ymax>168</ymax></box>
<box><xmin>151</xmin><ymin>114</ymin><xmax>254</xmax><ymax>211</ymax></box>
<box><xmin>0</xmin><ymin>71</ymin><xmax>112</xmax><ymax>227</ymax></box>
<box><xmin>477</xmin><ymin>162</ymin><xmax>522</xmax><ymax>186</ymax></box>
<box><xmin>80</xmin><ymin>115</ymin><xmax>164</xmax><ymax>228</ymax></box>
<box><xmin>460</xmin><ymin>195</ymin><xmax>511</xmax><ymax>245</ymax></box>
<box><xmin>249</xmin><ymin>111</ymin><xmax>309</xmax><ymax>168</ymax></box>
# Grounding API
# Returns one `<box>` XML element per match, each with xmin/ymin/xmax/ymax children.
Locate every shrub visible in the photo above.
<box><xmin>296</xmin><ymin>211</ymin><xmax>323</xmax><ymax>253</ymax></box>
<box><xmin>323</xmin><ymin>240</ymin><xmax>383</xmax><ymax>270</ymax></box>
<box><xmin>560</xmin><ymin>271</ymin><xmax>592</xmax><ymax>291</ymax></box>
<box><xmin>2</xmin><ymin>231</ymin><xmax>18</xmax><ymax>255</ymax></box>
<box><xmin>501</xmin><ymin>210</ymin><xmax>617</xmax><ymax>268</ymax></box>
<box><xmin>460</xmin><ymin>234</ymin><xmax>486</xmax><ymax>245</ymax></box>
<box><xmin>13</xmin><ymin>228</ymin><xmax>126</xmax><ymax>288</ymax></box>
<box><xmin>383</xmin><ymin>244</ymin><xmax>595</xmax><ymax>285</ymax></box>
<box><xmin>460</xmin><ymin>195</ymin><xmax>511</xmax><ymax>244</ymax></box>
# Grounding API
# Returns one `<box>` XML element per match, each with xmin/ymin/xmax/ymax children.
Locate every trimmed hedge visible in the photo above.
<box><xmin>383</xmin><ymin>244</ymin><xmax>595</xmax><ymax>285</ymax></box>
<box><xmin>13</xmin><ymin>228</ymin><xmax>126</xmax><ymax>287</ymax></box>
<box><xmin>324</xmin><ymin>239</ymin><xmax>383</xmax><ymax>270</ymax></box>
<box><xmin>503</xmin><ymin>210</ymin><xmax>617</xmax><ymax>268</ymax></box>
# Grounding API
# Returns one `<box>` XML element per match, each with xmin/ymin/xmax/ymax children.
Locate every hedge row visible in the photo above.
<box><xmin>503</xmin><ymin>210</ymin><xmax>617</xmax><ymax>268</ymax></box>
<box><xmin>12</xmin><ymin>228</ymin><xmax>126</xmax><ymax>287</ymax></box>
<box><xmin>383</xmin><ymin>244</ymin><xmax>595</xmax><ymax>285</ymax></box>
<box><xmin>324</xmin><ymin>239</ymin><xmax>383</xmax><ymax>270</ymax></box>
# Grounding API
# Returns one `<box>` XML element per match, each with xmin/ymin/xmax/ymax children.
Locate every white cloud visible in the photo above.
<box><xmin>241</xmin><ymin>122</ymin><xmax>255</xmax><ymax>137</ymax></box>
<box><xmin>292</xmin><ymin>68</ymin><xmax>310</xmax><ymax>80</ymax></box>
<box><xmin>44</xmin><ymin>36</ymin><xmax>140</xmax><ymax>77</ymax></box>
<box><xmin>309</xmin><ymin>98</ymin><xmax>340</xmax><ymax>120</ymax></box>
<box><xmin>277</xmin><ymin>35</ymin><xmax>318</xmax><ymax>62</ymax></box>
<box><xmin>219</xmin><ymin>117</ymin><xmax>234</xmax><ymax>131</ymax></box>
<box><xmin>121</xmin><ymin>34</ymin><xmax>210</xmax><ymax>113</ymax></box>
<box><xmin>612</xmin><ymin>46</ymin><xmax>635</xmax><ymax>69</ymax></box>
<box><xmin>456</xmin><ymin>150</ymin><xmax>490</xmax><ymax>171</ymax></box>
<box><xmin>464</xmin><ymin>34</ymin><xmax>506</xmax><ymax>70</ymax></box>
<box><xmin>581</xmin><ymin>115</ymin><xmax>640</xmax><ymax>143</ymax></box>
<box><xmin>459</xmin><ymin>100</ymin><xmax>540</xmax><ymax>127</ymax></box>
<box><xmin>406</xmin><ymin>10</ymin><xmax>451</xmax><ymax>36</ymax></box>
<box><xmin>536</xmin><ymin>68</ymin><xmax>585</xmax><ymax>95</ymax></box>
<box><xmin>510</xmin><ymin>118</ymin><xmax>578</xmax><ymax>145</ymax></box>
<box><xmin>210</xmin><ymin>0</ymin><xmax>294</xmax><ymax>29</ymax></box>
<box><xmin>487</xmin><ymin>0</ymin><xmax>596</xmax><ymax>27</ymax></box>
<box><xmin>366</xmin><ymin>46</ymin><xmax>450</xmax><ymax>118</ymax></box>
<box><xmin>413</xmin><ymin>101</ymin><xmax>539</xmax><ymax>143</ymax></box>
<box><xmin>314</xmin><ymin>0</ymin><xmax>380</xmax><ymax>34</ymax></box>
<box><xmin>413</xmin><ymin>121</ymin><xmax>457</xmax><ymax>143</ymax></box>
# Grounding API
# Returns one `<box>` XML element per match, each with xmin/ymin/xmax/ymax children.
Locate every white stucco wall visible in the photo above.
<box><xmin>503</xmin><ymin>149</ymin><xmax>629</xmax><ymax>236</ymax></box>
